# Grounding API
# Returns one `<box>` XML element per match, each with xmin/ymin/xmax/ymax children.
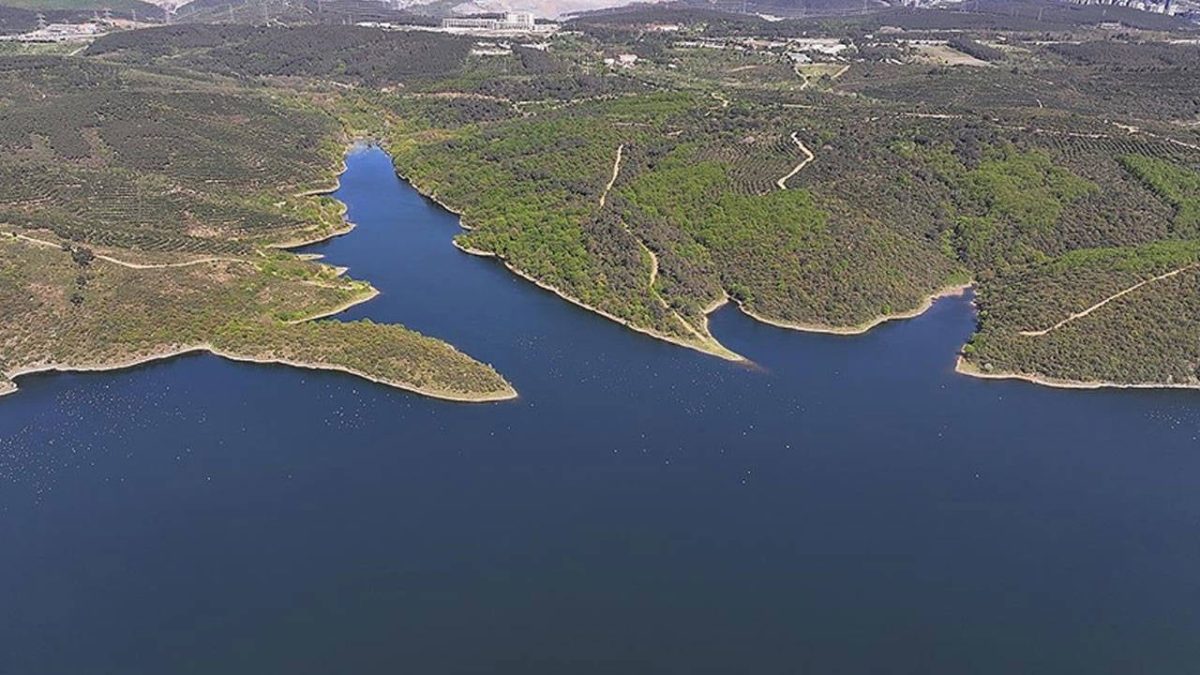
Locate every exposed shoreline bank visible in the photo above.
<box><xmin>392</xmin><ymin>155</ymin><xmax>972</xmax><ymax>360</ymax></box>
<box><xmin>284</xmin><ymin>287</ymin><xmax>380</xmax><ymax>324</ymax></box>
<box><xmin>0</xmin><ymin>278</ymin><xmax>514</xmax><ymax>403</ymax></box>
<box><xmin>1</xmin><ymin>142</ymin><xmax>517</xmax><ymax>404</ymax></box>
<box><xmin>450</xmin><ymin>240</ymin><xmax>748</xmax><ymax>363</ymax></box>
<box><xmin>733</xmin><ymin>283</ymin><xmax>973</xmax><ymax>336</ymax></box>
<box><xmin>391</xmin><ymin>161</ymin><xmax>747</xmax><ymax>363</ymax></box>
<box><xmin>953</xmin><ymin>356</ymin><xmax>1200</xmax><ymax>392</ymax></box>
<box><xmin>360</xmin><ymin>147</ymin><xmax>1198</xmax><ymax>395</ymax></box>
<box><xmin>270</xmin><ymin>218</ymin><xmax>356</xmax><ymax>250</ymax></box>
<box><xmin>1</xmin><ymin>342</ymin><xmax>517</xmax><ymax>403</ymax></box>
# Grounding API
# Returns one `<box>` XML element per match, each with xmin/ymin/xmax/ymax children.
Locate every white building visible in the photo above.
<box><xmin>604</xmin><ymin>53</ymin><xmax>639</xmax><ymax>68</ymax></box>
<box><xmin>0</xmin><ymin>22</ymin><xmax>103</xmax><ymax>43</ymax></box>
<box><xmin>442</xmin><ymin>12</ymin><xmax>537</xmax><ymax>31</ymax></box>
<box><xmin>789</xmin><ymin>38</ymin><xmax>849</xmax><ymax>56</ymax></box>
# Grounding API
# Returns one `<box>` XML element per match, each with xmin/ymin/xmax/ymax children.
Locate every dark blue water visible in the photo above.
<box><xmin>2</xmin><ymin>146</ymin><xmax>1198</xmax><ymax>674</ymax></box>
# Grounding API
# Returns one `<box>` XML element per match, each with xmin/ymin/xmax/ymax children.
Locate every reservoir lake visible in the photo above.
<box><xmin>2</xmin><ymin>146</ymin><xmax>1198</xmax><ymax>674</ymax></box>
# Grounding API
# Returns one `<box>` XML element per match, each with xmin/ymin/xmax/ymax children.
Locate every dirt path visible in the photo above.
<box><xmin>599</xmin><ymin>143</ymin><xmax>625</xmax><ymax>208</ymax></box>
<box><xmin>1019</xmin><ymin>264</ymin><xmax>1199</xmax><ymax>337</ymax></box>
<box><xmin>794</xmin><ymin>63</ymin><xmax>811</xmax><ymax>91</ymax></box>
<box><xmin>641</xmin><ymin>240</ymin><xmax>659</xmax><ymax>288</ymax></box>
<box><xmin>594</xmin><ymin>143</ymin><xmax>658</xmax><ymax>296</ymax></box>
<box><xmin>1111</xmin><ymin>122</ymin><xmax>1200</xmax><ymax>152</ymax></box>
<box><xmin>93</xmin><ymin>253</ymin><xmax>241</xmax><ymax>270</ymax></box>
<box><xmin>901</xmin><ymin>112</ymin><xmax>964</xmax><ymax>119</ymax></box>
<box><xmin>514</xmin><ymin>93</ymin><xmax>629</xmax><ymax>115</ymax></box>
<box><xmin>796</xmin><ymin>63</ymin><xmax>850</xmax><ymax>90</ymax></box>
<box><xmin>633</xmin><ymin>239</ymin><xmax>718</xmax><ymax>345</ymax></box>
<box><xmin>776</xmin><ymin>132</ymin><xmax>815</xmax><ymax>190</ymax></box>
<box><xmin>5</xmin><ymin>232</ymin><xmax>242</xmax><ymax>270</ymax></box>
<box><xmin>406</xmin><ymin>91</ymin><xmax>522</xmax><ymax>116</ymax></box>
<box><xmin>595</xmin><ymin>160</ymin><xmax>710</xmax><ymax>344</ymax></box>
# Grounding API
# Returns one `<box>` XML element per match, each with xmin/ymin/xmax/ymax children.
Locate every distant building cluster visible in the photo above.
<box><xmin>1066</xmin><ymin>0</ymin><xmax>1185</xmax><ymax>14</ymax></box>
<box><xmin>442</xmin><ymin>12</ymin><xmax>538</xmax><ymax>31</ymax></box>
<box><xmin>0</xmin><ymin>21</ymin><xmax>104</xmax><ymax>43</ymax></box>
<box><xmin>677</xmin><ymin>36</ymin><xmax>850</xmax><ymax>58</ymax></box>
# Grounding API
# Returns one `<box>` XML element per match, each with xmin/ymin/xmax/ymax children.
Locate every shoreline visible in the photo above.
<box><xmin>451</xmin><ymin>240</ymin><xmax>747</xmax><ymax>363</ymax></box>
<box><xmin>1</xmin><ymin>344</ymin><xmax>518</xmax><ymax>403</ymax></box>
<box><xmin>291</xmin><ymin>150</ymin><xmax>352</xmax><ymax>197</ymax></box>
<box><xmin>285</xmin><ymin>148</ymin><xmax>1196</xmax><ymax>396</ymax></box>
<box><xmin>399</xmin><ymin>156</ymin><xmax>964</xmax><ymax>362</ymax></box>
<box><xmin>733</xmin><ymin>283</ymin><xmax>973</xmax><ymax>336</ymax></box>
<box><xmin>393</xmin><ymin>162</ymin><xmax>747</xmax><ymax>363</ymax></box>
<box><xmin>953</xmin><ymin>356</ymin><xmax>1200</xmax><ymax>392</ymax></box>
<box><xmin>284</xmin><ymin>287</ymin><xmax>380</xmax><ymax>324</ymax></box>
<box><xmin>375</xmin><ymin>145</ymin><xmax>1195</xmax><ymax>393</ymax></box>
<box><xmin>1</xmin><ymin>142</ymin><xmax>517</xmax><ymax>404</ymax></box>
<box><xmin>270</xmin><ymin>143</ymin><xmax>360</xmax><ymax>249</ymax></box>
<box><xmin>270</xmin><ymin>218</ymin><xmax>356</xmax><ymax>250</ymax></box>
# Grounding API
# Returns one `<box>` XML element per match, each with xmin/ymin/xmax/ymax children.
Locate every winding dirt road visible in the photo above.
<box><xmin>1019</xmin><ymin>264</ymin><xmax>1199</xmax><ymax>337</ymax></box>
<box><xmin>4</xmin><ymin>232</ymin><xmax>243</xmax><ymax>270</ymax></box>
<box><xmin>593</xmin><ymin>144</ymin><xmax>718</xmax><ymax>345</ymax></box>
<box><xmin>795</xmin><ymin>63</ymin><xmax>850</xmax><ymax>91</ymax></box>
<box><xmin>794</xmin><ymin>63</ymin><xmax>811</xmax><ymax>91</ymax></box>
<box><xmin>599</xmin><ymin>143</ymin><xmax>625</xmax><ymax>208</ymax></box>
<box><xmin>776</xmin><ymin>132</ymin><xmax>815</xmax><ymax>190</ymax></box>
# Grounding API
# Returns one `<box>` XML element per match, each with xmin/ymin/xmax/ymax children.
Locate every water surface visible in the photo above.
<box><xmin>2</xmin><ymin>146</ymin><xmax>1198</xmax><ymax>674</ymax></box>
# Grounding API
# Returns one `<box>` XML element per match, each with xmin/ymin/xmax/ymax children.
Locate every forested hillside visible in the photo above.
<box><xmin>7</xmin><ymin>4</ymin><xmax>1200</xmax><ymax>388</ymax></box>
<box><xmin>0</xmin><ymin>54</ymin><xmax>514</xmax><ymax>401</ymax></box>
<box><xmin>172</xmin><ymin>0</ymin><xmax>437</xmax><ymax>27</ymax></box>
<box><xmin>86</xmin><ymin>25</ymin><xmax>473</xmax><ymax>84</ymax></box>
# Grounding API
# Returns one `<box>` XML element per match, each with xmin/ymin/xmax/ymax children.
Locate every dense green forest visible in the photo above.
<box><xmin>172</xmin><ymin>0</ymin><xmax>436</xmax><ymax>26</ymax></box>
<box><xmin>5</xmin><ymin>5</ymin><xmax>1200</xmax><ymax>388</ymax></box>
<box><xmin>85</xmin><ymin>25</ymin><xmax>474</xmax><ymax>84</ymax></box>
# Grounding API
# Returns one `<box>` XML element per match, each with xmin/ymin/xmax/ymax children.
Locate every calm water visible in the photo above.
<box><xmin>2</xmin><ymin>146</ymin><xmax>1198</xmax><ymax>674</ymax></box>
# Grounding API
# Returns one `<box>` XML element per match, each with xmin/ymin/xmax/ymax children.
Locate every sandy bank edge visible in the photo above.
<box><xmin>735</xmin><ymin>283</ymin><xmax>973</xmax><ymax>336</ymax></box>
<box><xmin>272</xmin><ymin>140</ymin><xmax>391</xmax><ymax>249</ymax></box>
<box><xmin>285</xmin><ymin>287</ymin><xmax>381</xmax><ymax>324</ymax></box>
<box><xmin>954</xmin><ymin>356</ymin><xmax>1200</xmax><ymax>392</ymax></box>
<box><xmin>270</xmin><ymin>218</ymin><xmax>356</xmax><ymax>250</ymax></box>
<box><xmin>399</xmin><ymin>167</ymin><xmax>747</xmax><ymax>361</ymax></box>
<box><xmin>425</xmin><ymin>165</ymin><xmax>958</xmax><ymax>361</ymax></box>
<box><xmin>2</xmin><ymin>342</ymin><xmax>517</xmax><ymax>403</ymax></box>
<box><xmin>0</xmin><ymin>281</ymin><xmax>515</xmax><ymax>403</ymax></box>
<box><xmin>451</xmin><ymin>240</ymin><xmax>747</xmax><ymax>363</ymax></box>
<box><xmin>0</xmin><ymin>144</ymin><xmax>516</xmax><ymax>403</ymax></box>
<box><xmin>293</xmin><ymin>151</ymin><xmax>351</xmax><ymax>198</ymax></box>
<box><xmin>393</xmin><ymin>155</ymin><xmax>957</xmax><ymax>362</ymax></box>
<box><xmin>291</xmin><ymin>153</ymin><xmax>1199</xmax><ymax>394</ymax></box>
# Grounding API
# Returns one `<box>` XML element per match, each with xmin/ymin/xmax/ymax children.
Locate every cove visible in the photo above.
<box><xmin>1</xmin><ymin>145</ymin><xmax>1198</xmax><ymax>674</ymax></box>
